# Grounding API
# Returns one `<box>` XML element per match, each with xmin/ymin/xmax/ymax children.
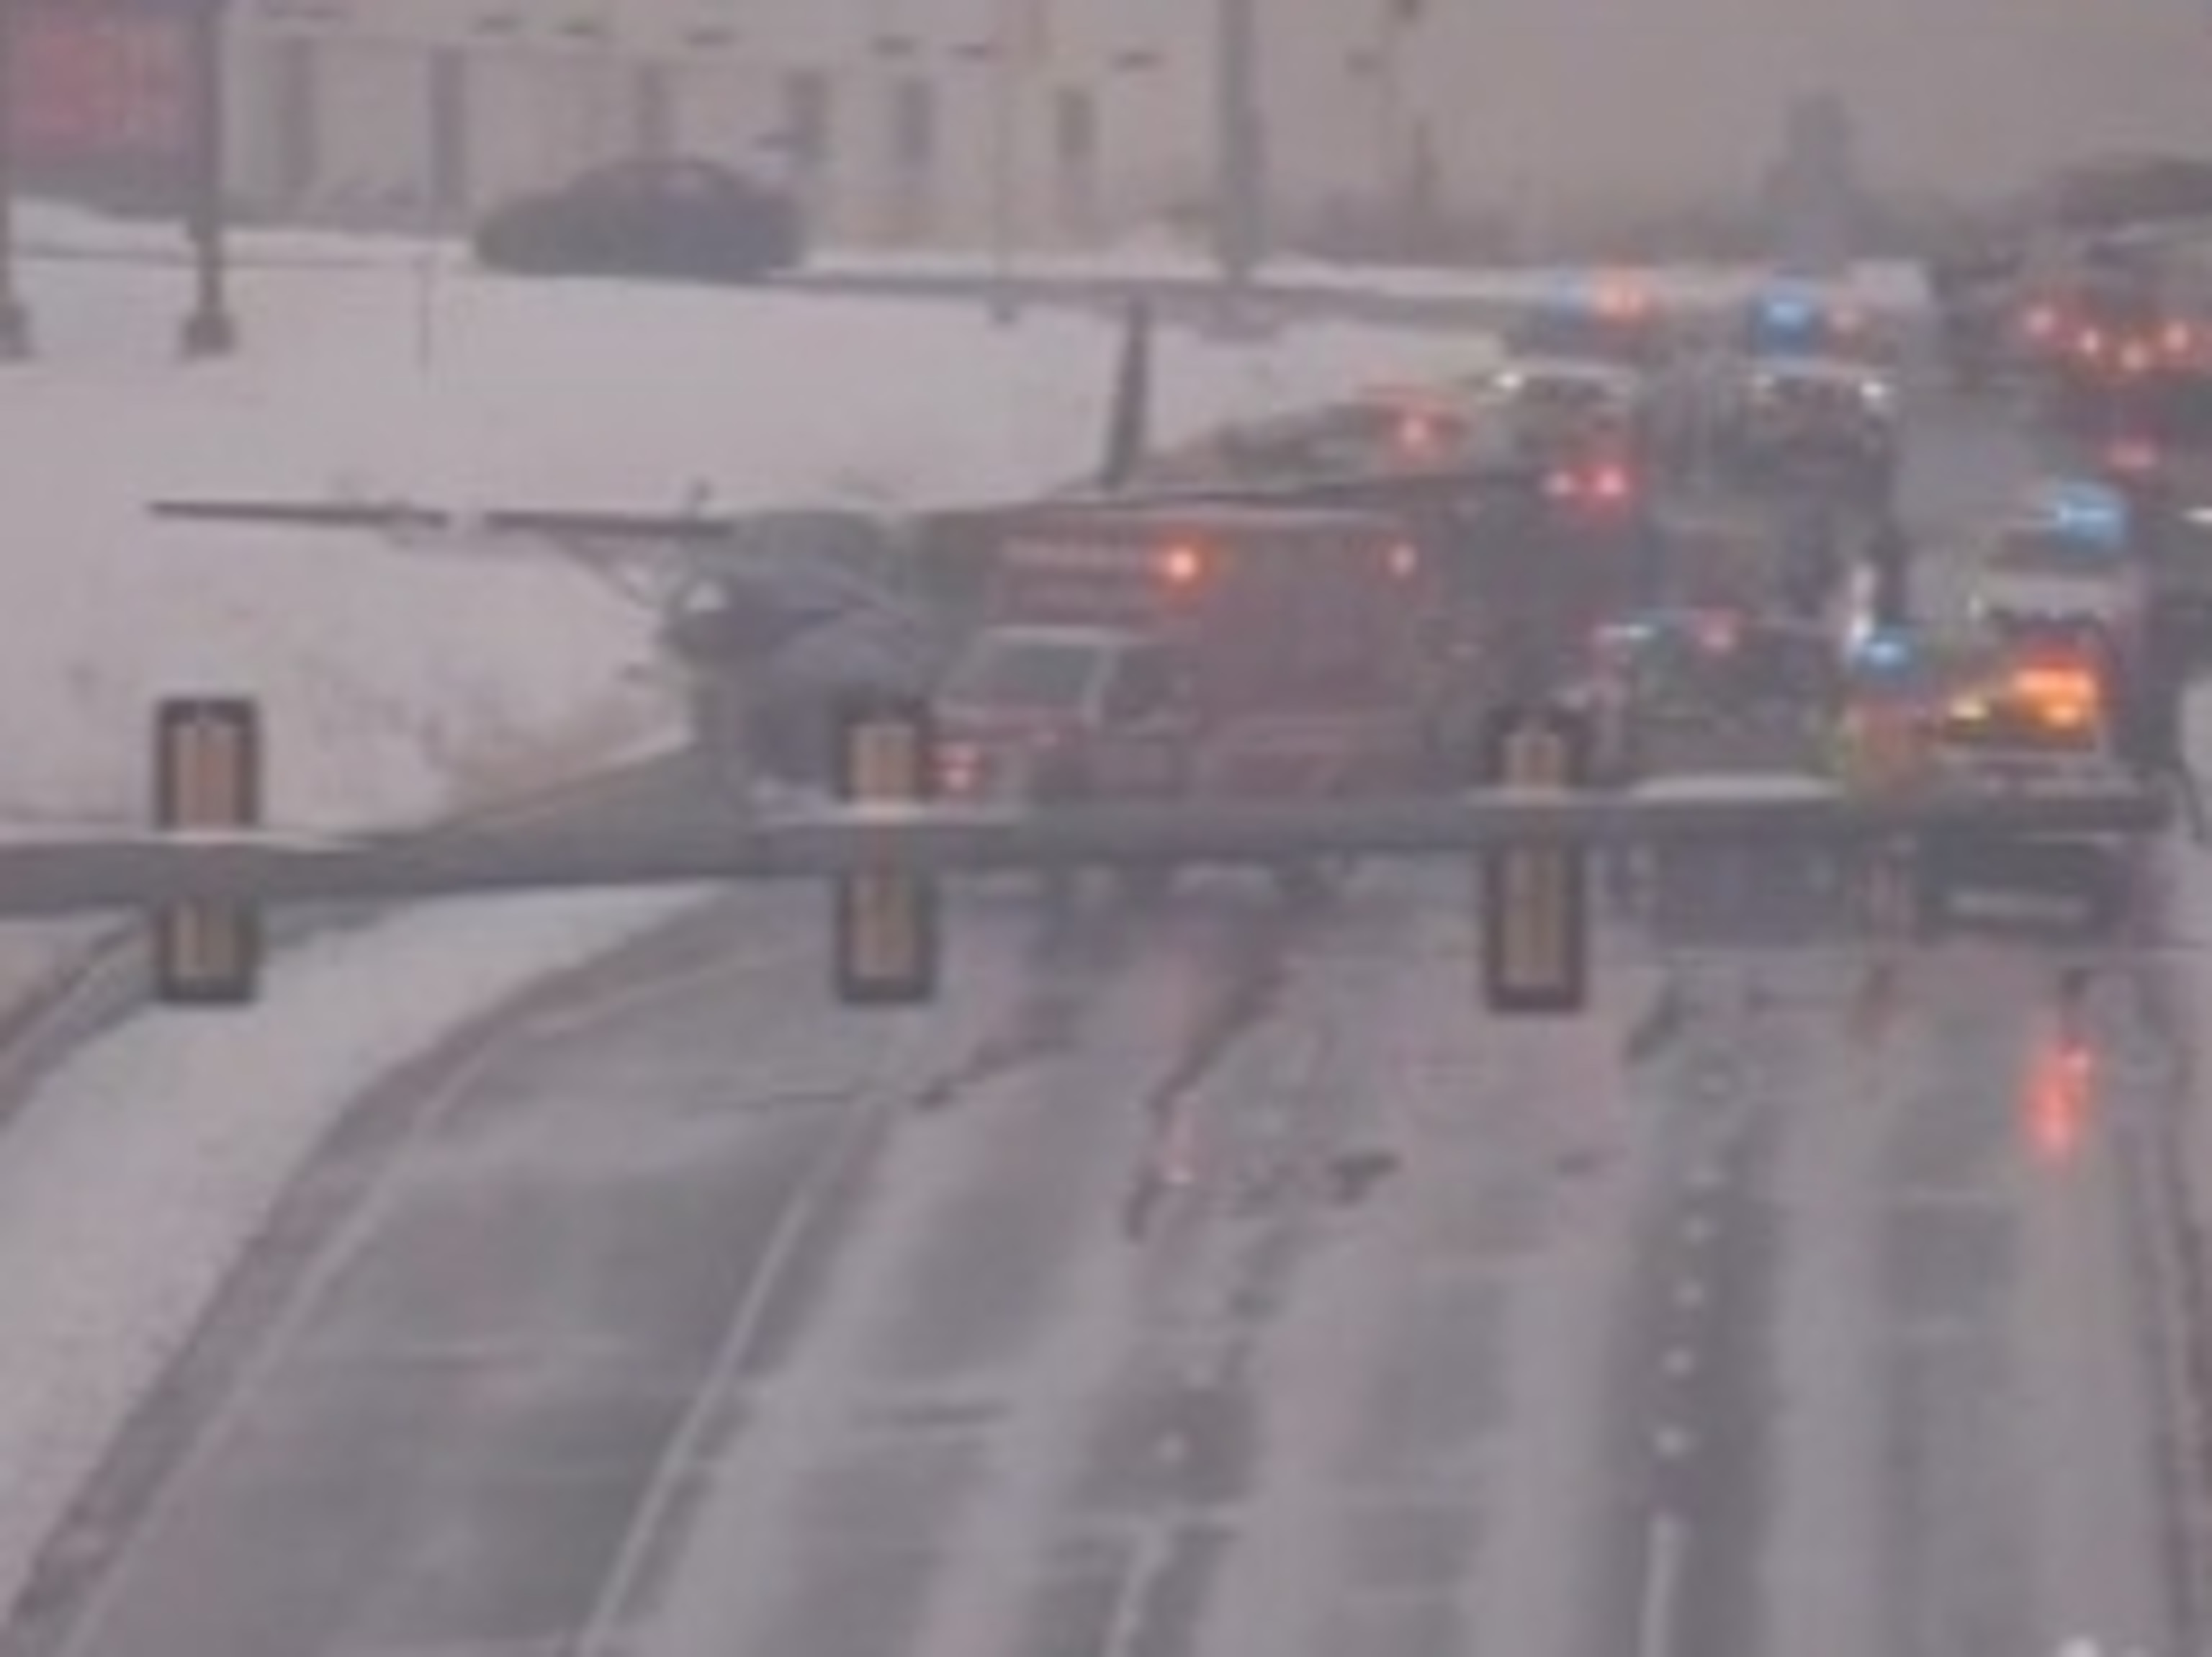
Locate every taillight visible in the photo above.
<box><xmin>1547</xmin><ymin>462</ymin><xmax>1634</xmax><ymax>508</ymax></box>
<box><xmin>1156</xmin><ymin>542</ymin><xmax>1206</xmax><ymax>587</ymax></box>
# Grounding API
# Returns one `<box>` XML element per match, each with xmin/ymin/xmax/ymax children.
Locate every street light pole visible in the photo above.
<box><xmin>1212</xmin><ymin>0</ymin><xmax>1262</xmax><ymax>292</ymax></box>
<box><xmin>0</xmin><ymin>0</ymin><xmax>32</xmax><ymax>357</ymax></box>
<box><xmin>989</xmin><ymin>35</ymin><xmax>1015</xmax><ymax>318</ymax></box>
<box><xmin>179</xmin><ymin>0</ymin><xmax>237</xmax><ymax>356</ymax></box>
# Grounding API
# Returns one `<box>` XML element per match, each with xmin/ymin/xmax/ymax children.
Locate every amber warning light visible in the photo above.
<box><xmin>1478</xmin><ymin>703</ymin><xmax>1592</xmax><ymax>1015</ymax></box>
<box><xmin>831</xmin><ymin>694</ymin><xmax>941</xmax><ymax>1007</ymax></box>
<box><xmin>152</xmin><ymin>696</ymin><xmax>263</xmax><ymax>1005</ymax></box>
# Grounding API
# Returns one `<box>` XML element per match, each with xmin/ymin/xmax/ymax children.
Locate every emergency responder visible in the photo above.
<box><xmin>1780</xmin><ymin>497</ymin><xmax>1842</xmax><ymax>618</ymax></box>
<box><xmin>1831</xmin><ymin>685</ymin><xmax>1928</xmax><ymax>931</ymax></box>
<box><xmin>1632</xmin><ymin>514</ymin><xmax>1673</xmax><ymax>609</ymax></box>
<box><xmin>2126</xmin><ymin>609</ymin><xmax>2206</xmax><ymax>833</ymax></box>
<box><xmin>1862</xmin><ymin>515</ymin><xmax>1913</xmax><ymax>628</ymax></box>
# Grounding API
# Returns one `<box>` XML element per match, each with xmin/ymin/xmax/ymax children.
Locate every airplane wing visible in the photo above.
<box><xmin>145</xmin><ymin>490</ymin><xmax>925</xmax><ymax>621</ymax></box>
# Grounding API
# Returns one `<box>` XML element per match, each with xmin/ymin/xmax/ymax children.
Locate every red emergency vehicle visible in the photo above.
<box><xmin>935</xmin><ymin>501</ymin><xmax>1473</xmax><ymax>812</ymax></box>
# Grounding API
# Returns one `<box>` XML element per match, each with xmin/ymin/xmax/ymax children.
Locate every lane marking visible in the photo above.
<box><xmin>1681</xmin><ymin>1212</ymin><xmax>1718</xmax><ymax>1247</ymax></box>
<box><xmin>567</xmin><ymin>1029</ymin><xmax>916</xmax><ymax>1657</ymax></box>
<box><xmin>1637</xmin><ymin>1512</ymin><xmax>1690</xmax><ymax>1657</ymax></box>
<box><xmin>1662</xmin><ymin>1347</ymin><xmax>1698</xmax><ymax>1378</ymax></box>
<box><xmin>40</xmin><ymin>935</ymin><xmax>839</xmax><ymax>1657</ymax></box>
<box><xmin>1653</xmin><ymin>1424</ymin><xmax>1696</xmax><ymax>1460</ymax></box>
<box><xmin>521</xmin><ymin>944</ymin><xmax>814</xmax><ymax>1043</ymax></box>
<box><xmin>1675</xmin><ymin>1279</ymin><xmax>1711</xmax><ymax>1311</ymax></box>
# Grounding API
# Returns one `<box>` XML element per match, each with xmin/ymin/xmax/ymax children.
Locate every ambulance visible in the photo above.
<box><xmin>935</xmin><ymin>500</ymin><xmax>1475</xmax><ymax>823</ymax></box>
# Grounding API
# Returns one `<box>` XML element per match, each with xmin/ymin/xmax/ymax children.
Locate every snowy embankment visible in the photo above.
<box><xmin>0</xmin><ymin>219</ymin><xmax>1532</xmax><ymax>1625</ymax></box>
<box><xmin>0</xmin><ymin>223</ymin><xmax>1498</xmax><ymax>1002</ymax></box>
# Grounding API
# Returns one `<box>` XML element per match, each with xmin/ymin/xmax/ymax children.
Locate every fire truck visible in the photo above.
<box><xmin>934</xmin><ymin>500</ymin><xmax>1480</xmax><ymax>895</ymax></box>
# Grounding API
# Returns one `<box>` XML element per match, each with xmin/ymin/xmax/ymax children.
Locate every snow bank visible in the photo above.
<box><xmin>0</xmin><ymin>887</ymin><xmax>706</xmax><ymax>1630</ymax></box>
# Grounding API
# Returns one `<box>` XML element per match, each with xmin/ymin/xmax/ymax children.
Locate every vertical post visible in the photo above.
<box><xmin>1372</xmin><ymin>20</ymin><xmax>1401</xmax><ymax>251</ymax></box>
<box><xmin>1213</xmin><ymin>0</ymin><xmax>1262</xmax><ymax>293</ymax></box>
<box><xmin>180</xmin><ymin>0</ymin><xmax>236</xmax><ymax>357</ymax></box>
<box><xmin>987</xmin><ymin>35</ymin><xmax>1015</xmax><ymax>320</ymax></box>
<box><xmin>0</xmin><ymin>0</ymin><xmax>30</xmax><ymax>356</ymax></box>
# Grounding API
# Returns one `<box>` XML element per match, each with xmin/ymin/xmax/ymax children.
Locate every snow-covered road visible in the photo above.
<box><xmin>4</xmin><ymin>868</ymin><xmax>2182</xmax><ymax>1657</ymax></box>
<box><xmin>0</xmin><ymin>234</ymin><xmax>2196</xmax><ymax>1657</ymax></box>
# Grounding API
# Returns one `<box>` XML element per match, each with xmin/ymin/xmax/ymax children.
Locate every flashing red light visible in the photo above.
<box><xmin>2024</xmin><ymin>304</ymin><xmax>2059</xmax><ymax>340</ymax></box>
<box><xmin>1156</xmin><ymin>542</ymin><xmax>1207</xmax><ymax>586</ymax></box>
<box><xmin>2077</xmin><ymin>327</ymin><xmax>2107</xmax><ymax>360</ymax></box>
<box><xmin>1590</xmin><ymin>464</ymin><xmax>1632</xmax><ymax>503</ymax></box>
<box><xmin>1383</xmin><ymin>541</ymin><xmax>1420</xmax><ymax>578</ymax></box>
<box><xmin>2107</xmin><ymin>436</ymin><xmax>2161</xmax><ymax>476</ymax></box>
<box><xmin>2164</xmin><ymin>320</ymin><xmax>2197</xmax><ymax>356</ymax></box>
<box><xmin>1396</xmin><ymin>410</ymin><xmax>1439</xmax><ymax>454</ymax></box>
<box><xmin>2026</xmin><ymin>1036</ymin><xmax>2093</xmax><ymax>1164</ymax></box>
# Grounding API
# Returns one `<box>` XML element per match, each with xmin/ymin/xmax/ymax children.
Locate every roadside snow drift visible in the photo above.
<box><xmin>0</xmin><ymin>889</ymin><xmax>709</xmax><ymax>1637</ymax></box>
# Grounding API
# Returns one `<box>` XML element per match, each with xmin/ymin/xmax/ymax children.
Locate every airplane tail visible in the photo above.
<box><xmin>1098</xmin><ymin>295</ymin><xmax>1153</xmax><ymax>492</ymax></box>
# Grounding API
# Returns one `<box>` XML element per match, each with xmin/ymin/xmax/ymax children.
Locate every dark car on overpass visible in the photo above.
<box><xmin>472</xmin><ymin>156</ymin><xmax>805</xmax><ymax>283</ymax></box>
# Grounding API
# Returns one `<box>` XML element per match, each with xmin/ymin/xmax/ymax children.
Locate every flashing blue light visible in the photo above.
<box><xmin>1542</xmin><ymin>277</ymin><xmax>1597</xmax><ymax>318</ymax></box>
<box><xmin>1755</xmin><ymin>289</ymin><xmax>1818</xmax><ymax>332</ymax></box>
<box><xmin>2030</xmin><ymin>480</ymin><xmax>2128</xmax><ymax>549</ymax></box>
<box><xmin>1849</xmin><ymin>629</ymin><xmax>1915</xmax><ymax>672</ymax></box>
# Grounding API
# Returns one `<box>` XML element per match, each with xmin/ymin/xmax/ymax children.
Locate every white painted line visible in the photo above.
<box><xmin>522</xmin><ymin>943</ymin><xmax>814</xmax><ymax>1042</ymax></box>
<box><xmin>1687</xmin><ymin>1161</ymin><xmax>1727</xmax><ymax>1195</ymax></box>
<box><xmin>1653</xmin><ymin>1424</ymin><xmax>1696</xmax><ymax>1460</ymax></box>
<box><xmin>1681</xmin><ymin>1212</ymin><xmax>1718</xmax><ymax>1246</ymax></box>
<box><xmin>569</xmin><ymin>1030</ymin><xmax>914</xmax><ymax>1657</ymax></box>
<box><xmin>1637</xmin><ymin>1512</ymin><xmax>1690</xmax><ymax>1657</ymax></box>
<box><xmin>1662</xmin><ymin>1347</ymin><xmax>1698</xmax><ymax>1378</ymax></box>
<box><xmin>1675</xmin><ymin>1279</ymin><xmax>1711</xmax><ymax>1311</ymax></box>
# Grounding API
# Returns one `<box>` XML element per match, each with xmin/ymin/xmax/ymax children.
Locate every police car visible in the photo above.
<box><xmin>1915</xmin><ymin>642</ymin><xmax>2139</xmax><ymax>934</ymax></box>
<box><xmin>1503</xmin><ymin>276</ymin><xmax>1672</xmax><ymax>371</ymax></box>
<box><xmin>1578</xmin><ymin>606</ymin><xmax>1840</xmax><ymax>779</ymax></box>
<box><xmin>1965</xmin><ymin>479</ymin><xmax>2142</xmax><ymax>650</ymax></box>
<box><xmin>1481</xmin><ymin>356</ymin><xmax>1654</xmax><ymax>462</ymax></box>
<box><xmin>1712</xmin><ymin>354</ymin><xmax>1899</xmax><ymax>495</ymax></box>
<box><xmin>2146</xmin><ymin>495</ymin><xmax>2212</xmax><ymax>663</ymax></box>
<box><xmin>1737</xmin><ymin>285</ymin><xmax>1890</xmax><ymax>364</ymax></box>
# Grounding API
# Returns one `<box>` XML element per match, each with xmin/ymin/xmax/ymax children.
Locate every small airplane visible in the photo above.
<box><xmin>148</xmin><ymin>300</ymin><xmax>1544</xmax><ymax>778</ymax></box>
